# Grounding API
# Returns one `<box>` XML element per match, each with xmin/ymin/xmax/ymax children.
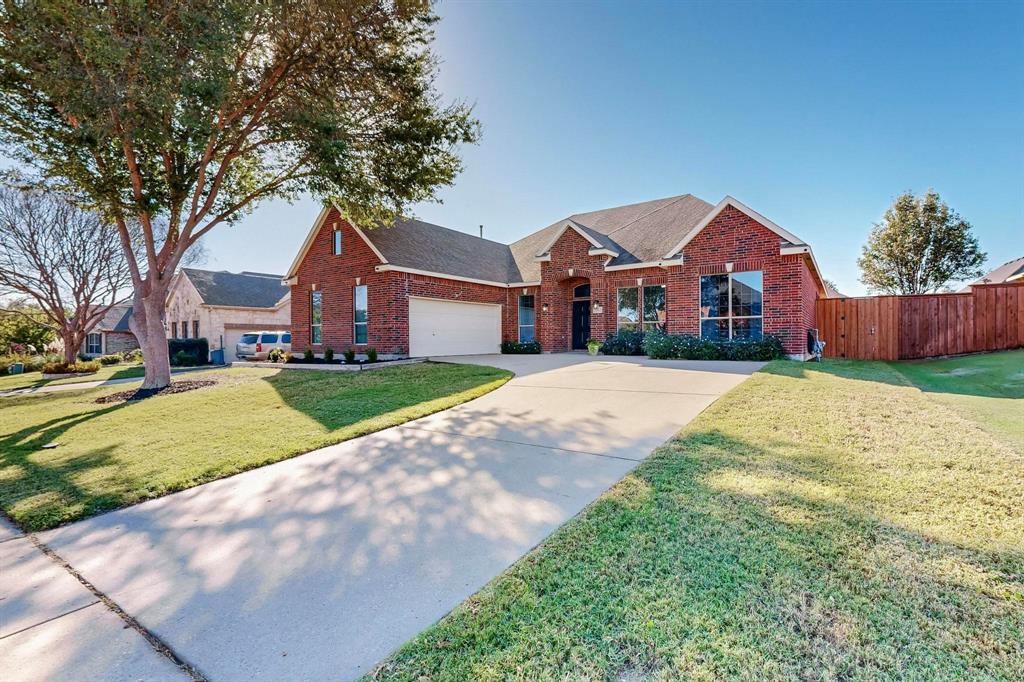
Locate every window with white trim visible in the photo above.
<box><xmin>353</xmin><ymin>285</ymin><xmax>368</xmax><ymax>344</ymax></box>
<box><xmin>699</xmin><ymin>271</ymin><xmax>763</xmax><ymax>340</ymax></box>
<box><xmin>333</xmin><ymin>230</ymin><xmax>343</xmax><ymax>256</ymax></box>
<box><xmin>616</xmin><ymin>285</ymin><xmax>666</xmax><ymax>332</ymax></box>
<box><xmin>518</xmin><ymin>295</ymin><xmax>535</xmax><ymax>342</ymax></box>
<box><xmin>310</xmin><ymin>291</ymin><xmax>322</xmax><ymax>344</ymax></box>
<box><xmin>86</xmin><ymin>333</ymin><xmax>102</xmax><ymax>355</ymax></box>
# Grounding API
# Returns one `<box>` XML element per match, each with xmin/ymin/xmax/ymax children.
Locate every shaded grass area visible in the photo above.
<box><xmin>0</xmin><ymin>363</ymin><xmax>510</xmax><ymax>531</ymax></box>
<box><xmin>0</xmin><ymin>362</ymin><xmax>146</xmax><ymax>391</ymax></box>
<box><xmin>371</xmin><ymin>358</ymin><xmax>1023</xmax><ymax>681</ymax></box>
<box><xmin>889</xmin><ymin>349</ymin><xmax>1024</xmax><ymax>450</ymax></box>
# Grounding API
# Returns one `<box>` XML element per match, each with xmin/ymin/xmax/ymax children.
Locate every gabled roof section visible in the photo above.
<box><xmin>93</xmin><ymin>303</ymin><xmax>133</xmax><ymax>332</ymax></box>
<box><xmin>663</xmin><ymin>196</ymin><xmax>806</xmax><ymax>259</ymax></box>
<box><xmin>183</xmin><ymin>268</ymin><xmax>289</xmax><ymax>308</ymax></box>
<box><xmin>533</xmin><ymin>219</ymin><xmax>621</xmax><ymax>259</ymax></box>
<box><xmin>963</xmin><ymin>256</ymin><xmax>1024</xmax><ymax>290</ymax></box>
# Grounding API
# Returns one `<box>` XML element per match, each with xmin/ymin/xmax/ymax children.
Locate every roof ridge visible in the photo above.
<box><xmin>601</xmin><ymin>194</ymin><xmax>693</xmax><ymax>237</ymax></box>
<box><xmin>397</xmin><ymin>217</ymin><xmax>511</xmax><ymax>249</ymax></box>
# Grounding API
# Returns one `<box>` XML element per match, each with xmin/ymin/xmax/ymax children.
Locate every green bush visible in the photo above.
<box><xmin>171</xmin><ymin>350</ymin><xmax>200</xmax><ymax>367</ymax></box>
<box><xmin>500</xmin><ymin>340</ymin><xmax>541</xmax><ymax>354</ymax></box>
<box><xmin>600</xmin><ymin>329</ymin><xmax>646</xmax><ymax>355</ymax></box>
<box><xmin>168</xmin><ymin>338</ymin><xmax>208</xmax><ymax>365</ymax></box>
<box><xmin>342</xmin><ymin>348</ymin><xmax>356</xmax><ymax>363</ymax></box>
<box><xmin>121</xmin><ymin>348</ymin><xmax>143</xmax><ymax>363</ymax></box>
<box><xmin>303</xmin><ymin>348</ymin><xmax>314</xmax><ymax>362</ymax></box>
<box><xmin>267</xmin><ymin>347</ymin><xmax>286</xmax><ymax>363</ymax></box>
<box><xmin>366</xmin><ymin>347</ymin><xmax>378</xmax><ymax>363</ymax></box>
<box><xmin>642</xmin><ymin>331</ymin><xmax>785</xmax><ymax>361</ymax></box>
<box><xmin>324</xmin><ymin>346</ymin><xmax>334</xmax><ymax>362</ymax></box>
<box><xmin>98</xmin><ymin>354</ymin><xmax>121</xmax><ymax>366</ymax></box>
<box><xmin>42</xmin><ymin>360</ymin><xmax>100</xmax><ymax>375</ymax></box>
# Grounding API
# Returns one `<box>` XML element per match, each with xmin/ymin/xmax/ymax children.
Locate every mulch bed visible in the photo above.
<box><xmin>95</xmin><ymin>379</ymin><xmax>217</xmax><ymax>404</ymax></box>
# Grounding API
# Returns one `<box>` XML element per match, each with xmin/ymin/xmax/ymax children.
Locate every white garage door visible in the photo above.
<box><xmin>223</xmin><ymin>328</ymin><xmax>247</xmax><ymax>363</ymax></box>
<box><xmin>409</xmin><ymin>297</ymin><xmax>501</xmax><ymax>357</ymax></box>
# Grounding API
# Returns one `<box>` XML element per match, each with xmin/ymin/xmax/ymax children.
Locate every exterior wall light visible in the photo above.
<box><xmin>541</xmin><ymin>302</ymin><xmax>550</xmax><ymax>312</ymax></box>
<box><xmin>592</xmin><ymin>302</ymin><xmax>603</xmax><ymax>313</ymax></box>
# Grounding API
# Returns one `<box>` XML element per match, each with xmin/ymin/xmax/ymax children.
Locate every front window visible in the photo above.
<box><xmin>700</xmin><ymin>271</ymin><xmax>763</xmax><ymax>340</ymax></box>
<box><xmin>86</xmin><ymin>333</ymin><xmax>102</xmax><ymax>355</ymax></box>
<box><xmin>333</xmin><ymin>230</ymin><xmax>343</xmax><ymax>256</ymax></box>
<box><xmin>310</xmin><ymin>291</ymin><xmax>322</xmax><ymax>344</ymax></box>
<box><xmin>518</xmin><ymin>295</ymin><xmax>535</xmax><ymax>342</ymax></box>
<box><xmin>171</xmin><ymin>322</ymin><xmax>178</xmax><ymax>338</ymax></box>
<box><xmin>180</xmin><ymin>321</ymin><xmax>188</xmax><ymax>339</ymax></box>
<box><xmin>617</xmin><ymin>285</ymin><xmax>665</xmax><ymax>332</ymax></box>
<box><xmin>193</xmin><ymin>320</ymin><xmax>199</xmax><ymax>339</ymax></box>
<box><xmin>354</xmin><ymin>285</ymin><xmax>368</xmax><ymax>344</ymax></box>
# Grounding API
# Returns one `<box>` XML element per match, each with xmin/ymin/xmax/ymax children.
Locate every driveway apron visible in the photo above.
<box><xmin>38</xmin><ymin>355</ymin><xmax>761</xmax><ymax>681</ymax></box>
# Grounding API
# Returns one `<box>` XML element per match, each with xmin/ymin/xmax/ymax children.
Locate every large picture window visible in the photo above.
<box><xmin>518</xmin><ymin>295</ymin><xmax>535</xmax><ymax>342</ymax></box>
<box><xmin>617</xmin><ymin>285</ymin><xmax>666</xmax><ymax>332</ymax></box>
<box><xmin>310</xmin><ymin>291</ymin><xmax>322</xmax><ymax>344</ymax></box>
<box><xmin>86</xmin><ymin>333</ymin><xmax>102</xmax><ymax>355</ymax></box>
<box><xmin>353</xmin><ymin>285</ymin><xmax>368</xmax><ymax>344</ymax></box>
<box><xmin>700</xmin><ymin>271</ymin><xmax>763</xmax><ymax>340</ymax></box>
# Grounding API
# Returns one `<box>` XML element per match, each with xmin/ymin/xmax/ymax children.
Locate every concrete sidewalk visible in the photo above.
<box><xmin>0</xmin><ymin>518</ymin><xmax>188</xmax><ymax>682</ymax></box>
<box><xmin>26</xmin><ymin>355</ymin><xmax>760</xmax><ymax>680</ymax></box>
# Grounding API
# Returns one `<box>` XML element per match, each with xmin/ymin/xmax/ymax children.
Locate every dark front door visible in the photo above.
<box><xmin>571</xmin><ymin>300</ymin><xmax>591</xmax><ymax>350</ymax></box>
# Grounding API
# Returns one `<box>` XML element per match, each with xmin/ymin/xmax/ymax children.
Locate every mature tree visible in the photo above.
<box><xmin>0</xmin><ymin>1</ymin><xmax>479</xmax><ymax>388</ymax></box>
<box><xmin>0</xmin><ymin>183</ymin><xmax>133</xmax><ymax>363</ymax></box>
<box><xmin>0</xmin><ymin>302</ymin><xmax>55</xmax><ymax>353</ymax></box>
<box><xmin>858</xmin><ymin>190</ymin><xmax>986</xmax><ymax>294</ymax></box>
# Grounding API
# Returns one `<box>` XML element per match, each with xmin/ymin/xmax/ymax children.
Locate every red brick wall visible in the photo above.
<box><xmin>678</xmin><ymin>205</ymin><xmax>821</xmax><ymax>355</ymax></box>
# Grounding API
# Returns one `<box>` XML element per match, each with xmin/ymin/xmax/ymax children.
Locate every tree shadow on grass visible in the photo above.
<box><xmin>379</xmin><ymin>426</ymin><xmax>1023</xmax><ymax>680</ymax></box>
<box><xmin>0</xmin><ymin>403</ymin><xmax>130</xmax><ymax>531</ymax></box>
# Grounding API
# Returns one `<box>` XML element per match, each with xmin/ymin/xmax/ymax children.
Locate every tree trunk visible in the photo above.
<box><xmin>130</xmin><ymin>284</ymin><xmax>172</xmax><ymax>389</ymax></box>
<box><xmin>61</xmin><ymin>329</ymin><xmax>78</xmax><ymax>364</ymax></box>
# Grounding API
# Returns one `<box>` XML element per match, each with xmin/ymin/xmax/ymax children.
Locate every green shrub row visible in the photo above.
<box><xmin>599</xmin><ymin>329</ymin><xmax>646</xmax><ymax>355</ymax></box>
<box><xmin>98</xmin><ymin>354</ymin><xmax>121</xmax><ymax>366</ymax></box>
<box><xmin>643</xmin><ymin>331</ymin><xmax>786</xmax><ymax>361</ymax></box>
<box><xmin>168</xmin><ymin>338</ymin><xmax>209</xmax><ymax>366</ymax></box>
<box><xmin>500</xmin><ymin>340</ymin><xmax>541</xmax><ymax>354</ymax></box>
<box><xmin>1</xmin><ymin>352</ymin><xmax>62</xmax><ymax>374</ymax></box>
<box><xmin>42</xmin><ymin>360</ymin><xmax>101</xmax><ymax>375</ymax></box>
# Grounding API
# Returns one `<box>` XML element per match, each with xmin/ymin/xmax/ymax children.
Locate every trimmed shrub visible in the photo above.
<box><xmin>172</xmin><ymin>350</ymin><xmax>200</xmax><ymax>367</ymax></box>
<box><xmin>366</xmin><ymin>347</ymin><xmax>378</xmax><ymax>363</ymax></box>
<box><xmin>303</xmin><ymin>348</ymin><xmax>315</xmax><ymax>362</ymax></box>
<box><xmin>98</xmin><ymin>354</ymin><xmax>121</xmax><ymax>366</ymax></box>
<box><xmin>500</xmin><ymin>340</ymin><xmax>541</xmax><ymax>354</ymax></box>
<box><xmin>600</xmin><ymin>329</ymin><xmax>646</xmax><ymax>355</ymax></box>
<box><xmin>121</xmin><ymin>348</ymin><xmax>143</xmax><ymax>363</ymax></box>
<box><xmin>42</xmin><ymin>360</ymin><xmax>100</xmax><ymax>375</ymax></box>
<box><xmin>267</xmin><ymin>348</ymin><xmax>286</xmax><ymax>363</ymax></box>
<box><xmin>323</xmin><ymin>347</ymin><xmax>334</xmax><ymax>362</ymax></box>
<box><xmin>642</xmin><ymin>332</ymin><xmax>785</xmax><ymax>361</ymax></box>
<box><xmin>168</xmin><ymin>338</ymin><xmax>208</xmax><ymax>365</ymax></box>
<box><xmin>342</xmin><ymin>348</ymin><xmax>356</xmax><ymax>363</ymax></box>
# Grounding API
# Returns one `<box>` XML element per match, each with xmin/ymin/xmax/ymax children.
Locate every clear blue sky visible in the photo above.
<box><xmin>79</xmin><ymin>2</ymin><xmax>1024</xmax><ymax>294</ymax></box>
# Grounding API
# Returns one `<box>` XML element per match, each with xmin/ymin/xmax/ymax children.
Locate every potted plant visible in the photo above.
<box><xmin>586</xmin><ymin>338</ymin><xmax>601</xmax><ymax>356</ymax></box>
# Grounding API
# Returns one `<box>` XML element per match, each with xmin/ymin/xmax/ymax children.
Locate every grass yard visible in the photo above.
<box><xmin>0</xmin><ymin>362</ymin><xmax>147</xmax><ymax>391</ymax></box>
<box><xmin>371</xmin><ymin>354</ymin><xmax>1023</xmax><ymax>681</ymax></box>
<box><xmin>0</xmin><ymin>362</ymin><xmax>510</xmax><ymax>531</ymax></box>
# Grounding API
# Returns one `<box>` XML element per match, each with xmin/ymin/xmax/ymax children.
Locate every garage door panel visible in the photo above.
<box><xmin>409</xmin><ymin>298</ymin><xmax>501</xmax><ymax>357</ymax></box>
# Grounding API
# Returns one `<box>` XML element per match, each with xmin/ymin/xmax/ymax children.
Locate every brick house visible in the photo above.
<box><xmin>283</xmin><ymin>194</ymin><xmax>828</xmax><ymax>359</ymax></box>
<box><xmin>80</xmin><ymin>304</ymin><xmax>139</xmax><ymax>358</ymax></box>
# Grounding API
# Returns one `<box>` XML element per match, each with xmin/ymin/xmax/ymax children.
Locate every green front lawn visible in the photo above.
<box><xmin>0</xmin><ymin>362</ymin><xmax>146</xmax><ymax>391</ymax></box>
<box><xmin>372</xmin><ymin>353</ymin><xmax>1023</xmax><ymax>680</ymax></box>
<box><xmin>0</xmin><ymin>363</ymin><xmax>510</xmax><ymax>531</ymax></box>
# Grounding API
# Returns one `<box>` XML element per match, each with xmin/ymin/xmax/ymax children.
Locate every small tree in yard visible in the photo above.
<box><xmin>0</xmin><ymin>184</ymin><xmax>135</xmax><ymax>363</ymax></box>
<box><xmin>858</xmin><ymin>190</ymin><xmax>986</xmax><ymax>294</ymax></box>
<box><xmin>0</xmin><ymin>302</ymin><xmax>55</xmax><ymax>353</ymax></box>
<box><xmin>0</xmin><ymin>0</ymin><xmax>479</xmax><ymax>388</ymax></box>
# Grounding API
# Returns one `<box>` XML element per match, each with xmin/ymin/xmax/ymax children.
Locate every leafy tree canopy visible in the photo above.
<box><xmin>0</xmin><ymin>302</ymin><xmax>55</xmax><ymax>353</ymax></box>
<box><xmin>858</xmin><ymin>190</ymin><xmax>986</xmax><ymax>294</ymax></box>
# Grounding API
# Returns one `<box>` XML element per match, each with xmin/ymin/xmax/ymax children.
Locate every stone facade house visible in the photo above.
<box><xmin>284</xmin><ymin>194</ymin><xmax>829</xmax><ymax>359</ymax></box>
<box><xmin>165</xmin><ymin>268</ymin><xmax>291</xmax><ymax>361</ymax></box>
<box><xmin>80</xmin><ymin>304</ymin><xmax>139</xmax><ymax>358</ymax></box>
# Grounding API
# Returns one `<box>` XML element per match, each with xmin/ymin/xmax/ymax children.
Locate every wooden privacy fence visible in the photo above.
<box><xmin>815</xmin><ymin>282</ymin><xmax>1024</xmax><ymax>360</ymax></box>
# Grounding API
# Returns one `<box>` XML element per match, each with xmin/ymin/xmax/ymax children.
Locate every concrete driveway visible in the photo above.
<box><xmin>31</xmin><ymin>355</ymin><xmax>762</xmax><ymax>681</ymax></box>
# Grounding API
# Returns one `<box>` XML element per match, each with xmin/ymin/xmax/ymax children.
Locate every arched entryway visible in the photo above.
<box><xmin>569</xmin><ymin>281</ymin><xmax>591</xmax><ymax>350</ymax></box>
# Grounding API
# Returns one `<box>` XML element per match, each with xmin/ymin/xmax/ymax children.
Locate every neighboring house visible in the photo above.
<box><xmin>80</xmin><ymin>304</ymin><xmax>139</xmax><ymax>357</ymax></box>
<box><xmin>165</xmin><ymin>268</ymin><xmax>291</xmax><ymax>362</ymax></box>
<box><xmin>284</xmin><ymin>194</ymin><xmax>828</xmax><ymax>359</ymax></box>
<box><xmin>960</xmin><ymin>256</ymin><xmax>1024</xmax><ymax>291</ymax></box>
